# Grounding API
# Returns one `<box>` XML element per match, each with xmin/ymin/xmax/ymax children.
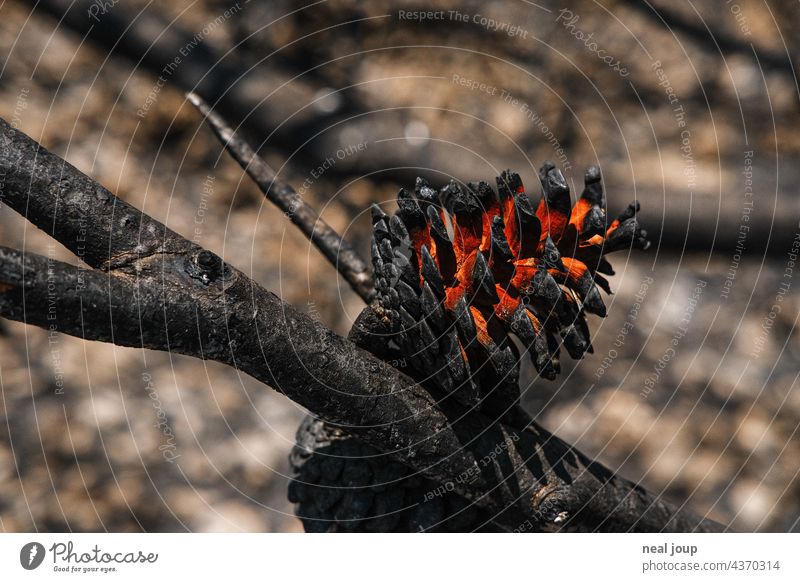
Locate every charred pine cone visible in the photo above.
<box><xmin>370</xmin><ymin>162</ymin><xmax>649</xmax><ymax>418</ymax></box>
<box><xmin>289</xmin><ymin>162</ymin><xmax>649</xmax><ymax>532</ymax></box>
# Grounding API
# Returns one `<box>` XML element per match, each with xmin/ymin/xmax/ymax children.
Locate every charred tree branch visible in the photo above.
<box><xmin>187</xmin><ymin>92</ymin><xmax>375</xmax><ymax>303</ymax></box>
<box><xmin>0</xmin><ymin>117</ymin><xmax>723</xmax><ymax>532</ymax></box>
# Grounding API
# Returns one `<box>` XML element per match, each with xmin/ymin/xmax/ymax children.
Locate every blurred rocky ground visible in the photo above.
<box><xmin>0</xmin><ymin>0</ymin><xmax>797</xmax><ymax>531</ymax></box>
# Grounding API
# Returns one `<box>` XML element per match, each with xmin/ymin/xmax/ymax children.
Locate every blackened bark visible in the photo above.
<box><xmin>187</xmin><ymin>92</ymin><xmax>375</xmax><ymax>303</ymax></box>
<box><xmin>0</xmin><ymin>118</ymin><xmax>724</xmax><ymax>532</ymax></box>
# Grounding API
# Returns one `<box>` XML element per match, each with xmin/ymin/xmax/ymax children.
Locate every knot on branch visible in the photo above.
<box><xmin>530</xmin><ymin>484</ymin><xmax>575</xmax><ymax>529</ymax></box>
<box><xmin>185</xmin><ymin>249</ymin><xmax>229</xmax><ymax>284</ymax></box>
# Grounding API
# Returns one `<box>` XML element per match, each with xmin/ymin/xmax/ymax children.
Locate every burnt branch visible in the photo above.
<box><xmin>0</xmin><ymin>118</ymin><xmax>193</xmax><ymax>273</ymax></box>
<box><xmin>0</xmin><ymin>117</ymin><xmax>723</xmax><ymax>532</ymax></box>
<box><xmin>187</xmin><ymin>92</ymin><xmax>375</xmax><ymax>303</ymax></box>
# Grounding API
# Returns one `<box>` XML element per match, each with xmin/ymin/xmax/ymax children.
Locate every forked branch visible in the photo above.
<box><xmin>0</xmin><ymin>117</ymin><xmax>723</xmax><ymax>532</ymax></box>
<box><xmin>187</xmin><ymin>92</ymin><xmax>375</xmax><ymax>303</ymax></box>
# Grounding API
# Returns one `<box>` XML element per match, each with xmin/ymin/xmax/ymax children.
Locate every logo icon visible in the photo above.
<box><xmin>20</xmin><ymin>542</ymin><xmax>46</xmax><ymax>570</ymax></box>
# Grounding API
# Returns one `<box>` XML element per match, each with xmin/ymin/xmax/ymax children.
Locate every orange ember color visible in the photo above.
<box><xmin>371</xmin><ymin>163</ymin><xmax>649</xmax><ymax>409</ymax></box>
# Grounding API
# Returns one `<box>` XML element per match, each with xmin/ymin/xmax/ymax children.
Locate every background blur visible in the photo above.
<box><xmin>0</xmin><ymin>0</ymin><xmax>798</xmax><ymax>532</ymax></box>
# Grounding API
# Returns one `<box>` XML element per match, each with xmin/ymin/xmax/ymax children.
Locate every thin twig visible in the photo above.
<box><xmin>187</xmin><ymin>92</ymin><xmax>376</xmax><ymax>304</ymax></box>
